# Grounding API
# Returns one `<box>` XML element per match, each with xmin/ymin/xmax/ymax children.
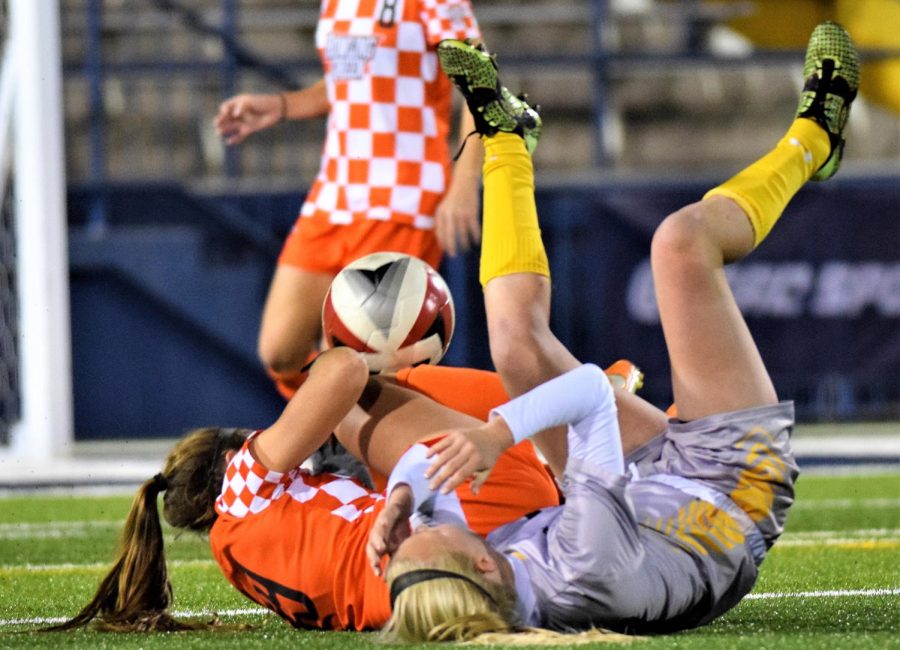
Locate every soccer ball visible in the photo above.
<box><xmin>322</xmin><ymin>252</ymin><xmax>455</xmax><ymax>371</ymax></box>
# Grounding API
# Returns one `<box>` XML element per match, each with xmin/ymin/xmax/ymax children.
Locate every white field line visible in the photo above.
<box><xmin>782</xmin><ymin>528</ymin><xmax>899</xmax><ymax>538</ymax></box>
<box><xmin>776</xmin><ymin>528</ymin><xmax>900</xmax><ymax>548</ymax></box>
<box><xmin>0</xmin><ymin>607</ymin><xmax>267</xmax><ymax>627</ymax></box>
<box><xmin>0</xmin><ymin>520</ymin><xmax>121</xmax><ymax>530</ymax></box>
<box><xmin>0</xmin><ymin>496</ymin><xmax>895</xmax><ymax>540</ymax></box>
<box><xmin>0</xmin><ymin>519</ymin><xmax>201</xmax><ymax>541</ymax></box>
<box><xmin>791</xmin><ymin>497</ymin><xmax>900</xmax><ymax>510</ymax></box>
<box><xmin>2</xmin><ymin>517</ymin><xmax>899</xmax><ymax>546</ymax></box>
<box><xmin>0</xmin><ymin>558</ymin><xmax>216</xmax><ymax>573</ymax></box>
<box><xmin>745</xmin><ymin>588</ymin><xmax>900</xmax><ymax>600</ymax></box>
<box><xmin>3</xmin><ymin>589</ymin><xmax>899</xmax><ymax>628</ymax></box>
<box><xmin>0</xmin><ymin>520</ymin><xmax>120</xmax><ymax>540</ymax></box>
<box><xmin>775</xmin><ymin>538</ymin><xmax>899</xmax><ymax>548</ymax></box>
<box><xmin>4</xmin><ymin>531</ymin><xmax>897</xmax><ymax>572</ymax></box>
<box><xmin>0</xmin><ymin>529</ymin><xmax>891</xmax><ymax>573</ymax></box>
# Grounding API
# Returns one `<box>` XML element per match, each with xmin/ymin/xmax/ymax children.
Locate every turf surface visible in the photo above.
<box><xmin>1</xmin><ymin>472</ymin><xmax>897</xmax><ymax>649</ymax></box>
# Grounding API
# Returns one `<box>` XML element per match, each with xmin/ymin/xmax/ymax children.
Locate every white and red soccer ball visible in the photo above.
<box><xmin>322</xmin><ymin>252</ymin><xmax>455</xmax><ymax>371</ymax></box>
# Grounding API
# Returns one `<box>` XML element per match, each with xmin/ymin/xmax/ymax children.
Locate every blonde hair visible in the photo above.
<box><xmin>384</xmin><ymin>551</ymin><xmax>519</xmax><ymax>643</ymax></box>
<box><xmin>462</xmin><ymin>628</ymin><xmax>637</xmax><ymax>645</ymax></box>
<box><xmin>45</xmin><ymin>427</ymin><xmax>247</xmax><ymax>632</ymax></box>
<box><xmin>384</xmin><ymin>553</ymin><xmax>636</xmax><ymax>646</ymax></box>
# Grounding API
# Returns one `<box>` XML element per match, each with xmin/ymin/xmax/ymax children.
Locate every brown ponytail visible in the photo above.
<box><xmin>45</xmin><ymin>427</ymin><xmax>248</xmax><ymax>632</ymax></box>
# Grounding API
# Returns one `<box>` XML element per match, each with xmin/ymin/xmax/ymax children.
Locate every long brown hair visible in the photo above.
<box><xmin>45</xmin><ymin>427</ymin><xmax>247</xmax><ymax>632</ymax></box>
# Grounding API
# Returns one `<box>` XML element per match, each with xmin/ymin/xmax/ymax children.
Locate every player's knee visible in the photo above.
<box><xmin>651</xmin><ymin>204</ymin><xmax>715</xmax><ymax>269</ymax></box>
<box><xmin>257</xmin><ymin>329</ymin><xmax>316</xmax><ymax>374</ymax></box>
<box><xmin>488</xmin><ymin>315</ymin><xmax>548</xmax><ymax>383</ymax></box>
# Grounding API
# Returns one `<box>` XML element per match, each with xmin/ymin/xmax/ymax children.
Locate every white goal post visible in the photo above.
<box><xmin>2</xmin><ymin>0</ymin><xmax>73</xmax><ymax>460</ymax></box>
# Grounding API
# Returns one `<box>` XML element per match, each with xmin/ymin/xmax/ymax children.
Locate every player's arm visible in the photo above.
<box><xmin>251</xmin><ymin>347</ymin><xmax>368</xmax><ymax>473</ymax></box>
<box><xmin>281</xmin><ymin>79</ymin><xmax>331</xmax><ymax>121</ymax></box>
<box><xmin>426</xmin><ymin>364</ymin><xmax>624</xmax><ymax>493</ymax></box>
<box><xmin>214</xmin><ymin>79</ymin><xmax>330</xmax><ymax>145</ymax></box>
<box><xmin>367</xmin><ymin>442</ymin><xmax>469</xmax><ymax>575</ymax></box>
<box><xmin>435</xmin><ymin>108</ymin><xmax>484</xmax><ymax>255</ymax></box>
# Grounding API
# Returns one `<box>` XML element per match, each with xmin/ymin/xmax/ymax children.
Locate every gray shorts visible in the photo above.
<box><xmin>632</xmin><ymin>401</ymin><xmax>799</xmax><ymax>547</ymax></box>
<box><xmin>491</xmin><ymin>403</ymin><xmax>799</xmax><ymax>633</ymax></box>
<box><xmin>530</xmin><ymin>402</ymin><xmax>798</xmax><ymax>631</ymax></box>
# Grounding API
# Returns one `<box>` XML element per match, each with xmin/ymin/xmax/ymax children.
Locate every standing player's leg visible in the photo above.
<box><xmin>261</xmin><ymin>210</ymin><xmax>445</xmax><ymax>402</ymax></box>
<box><xmin>438</xmin><ymin>41</ymin><xmax>668</xmax><ymax>473</ymax></box>
<box><xmin>258</xmin><ymin>264</ymin><xmax>334</xmax><ymax>400</ymax></box>
<box><xmin>439</xmin><ymin>41</ymin><xmax>574</xmax><ymax>393</ymax></box>
<box><xmin>651</xmin><ymin>22</ymin><xmax>858</xmax><ymax>421</ymax></box>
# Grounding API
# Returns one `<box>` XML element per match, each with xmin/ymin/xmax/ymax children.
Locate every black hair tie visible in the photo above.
<box><xmin>151</xmin><ymin>473</ymin><xmax>168</xmax><ymax>491</ymax></box>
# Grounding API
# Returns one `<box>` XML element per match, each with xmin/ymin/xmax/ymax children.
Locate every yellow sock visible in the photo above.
<box><xmin>704</xmin><ymin>118</ymin><xmax>831</xmax><ymax>247</ymax></box>
<box><xmin>479</xmin><ymin>133</ymin><xmax>550</xmax><ymax>286</ymax></box>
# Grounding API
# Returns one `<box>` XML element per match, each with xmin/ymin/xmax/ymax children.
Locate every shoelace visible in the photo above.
<box><xmin>452</xmin><ymin>129</ymin><xmax>481</xmax><ymax>161</ymax></box>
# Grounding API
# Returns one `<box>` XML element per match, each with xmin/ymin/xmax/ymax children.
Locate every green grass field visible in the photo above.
<box><xmin>1</xmin><ymin>472</ymin><xmax>898</xmax><ymax>649</ymax></box>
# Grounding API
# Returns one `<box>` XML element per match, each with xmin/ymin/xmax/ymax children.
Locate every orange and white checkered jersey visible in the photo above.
<box><xmin>209</xmin><ymin>431</ymin><xmax>558</xmax><ymax>630</ymax></box>
<box><xmin>300</xmin><ymin>0</ymin><xmax>481</xmax><ymax>228</ymax></box>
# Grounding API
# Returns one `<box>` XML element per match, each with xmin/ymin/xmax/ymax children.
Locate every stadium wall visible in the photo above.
<box><xmin>67</xmin><ymin>179</ymin><xmax>900</xmax><ymax>439</ymax></box>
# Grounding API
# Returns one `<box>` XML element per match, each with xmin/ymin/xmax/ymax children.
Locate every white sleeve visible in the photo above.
<box><xmin>490</xmin><ymin>364</ymin><xmax>624</xmax><ymax>473</ymax></box>
<box><xmin>386</xmin><ymin>444</ymin><xmax>432</xmax><ymax>507</ymax></box>
<box><xmin>386</xmin><ymin>443</ymin><xmax>466</xmax><ymax>527</ymax></box>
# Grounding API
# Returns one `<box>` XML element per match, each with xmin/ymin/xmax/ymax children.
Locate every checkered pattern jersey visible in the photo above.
<box><xmin>300</xmin><ymin>0</ymin><xmax>481</xmax><ymax>228</ymax></box>
<box><xmin>211</xmin><ymin>432</ymin><xmax>391</xmax><ymax>630</ymax></box>
<box><xmin>208</xmin><ymin>426</ymin><xmax>559</xmax><ymax>630</ymax></box>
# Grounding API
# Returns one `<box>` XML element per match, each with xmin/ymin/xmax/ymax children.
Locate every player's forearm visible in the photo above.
<box><xmin>492</xmin><ymin>364</ymin><xmax>624</xmax><ymax>472</ymax></box>
<box><xmin>387</xmin><ymin>444</ymin><xmax>433</xmax><ymax>507</ymax></box>
<box><xmin>256</xmin><ymin>348</ymin><xmax>368</xmax><ymax>472</ymax></box>
<box><xmin>449</xmin><ymin>109</ymin><xmax>484</xmax><ymax>191</ymax></box>
<box><xmin>282</xmin><ymin>78</ymin><xmax>330</xmax><ymax>121</ymax></box>
<box><xmin>492</xmin><ymin>365</ymin><xmax>608</xmax><ymax>441</ymax></box>
<box><xmin>388</xmin><ymin>443</ymin><xmax>466</xmax><ymax>526</ymax></box>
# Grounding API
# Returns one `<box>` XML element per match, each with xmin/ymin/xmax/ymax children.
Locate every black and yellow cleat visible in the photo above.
<box><xmin>796</xmin><ymin>21</ymin><xmax>860</xmax><ymax>182</ymax></box>
<box><xmin>437</xmin><ymin>39</ymin><xmax>542</xmax><ymax>154</ymax></box>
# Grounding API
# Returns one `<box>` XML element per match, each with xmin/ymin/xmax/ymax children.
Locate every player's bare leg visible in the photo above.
<box><xmin>334</xmin><ymin>379</ymin><xmax>483</xmax><ymax>485</ymax></box>
<box><xmin>335</xmin><ymin>360</ymin><xmax>653</xmax><ymax>485</ymax></box>
<box><xmin>438</xmin><ymin>40</ymin><xmax>668</xmax><ymax>473</ymax></box>
<box><xmin>652</xmin><ymin>22</ymin><xmax>859</xmax><ymax>420</ymax></box>
<box><xmin>258</xmin><ymin>265</ymin><xmax>334</xmax><ymax>399</ymax></box>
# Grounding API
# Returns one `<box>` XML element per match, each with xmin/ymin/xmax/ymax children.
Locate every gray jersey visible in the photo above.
<box><xmin>487</xmin><ymin>401</ymin><xmax>798</xmax><ymax>634</ymax></box>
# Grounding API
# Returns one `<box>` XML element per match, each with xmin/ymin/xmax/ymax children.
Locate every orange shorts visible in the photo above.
<box><xmin>394</xmin><ymin>365</ymin><xmax>509</xmax><ymax>422</ymax></box>
<box><xmin>279</xmin><ymin>216</ymin><xmax>442</xmax><ymax>274</ymax></box>
<box><xmin>395</xmin><ymin>365</ymin><xmax>562</xmax><ymax>534</ymax></box>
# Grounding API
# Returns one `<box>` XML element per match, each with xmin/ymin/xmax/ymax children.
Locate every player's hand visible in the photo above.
<box><xmin>434</xmin><ymin>181</ymin><xmax>480</xmax><ymax>256</ymax></box>
<box><xmin>214</xmin><ymin>93</ymin><xmax>284</xmax><ymax>145</ymax></box>
<box><xmin>367</xmin><ymin>485</ymin><xmax>413</xmax><ymax>577</ymax></box>
<box><xmin>424</xmin><ymin>418</ymin><xmax>514</xmax><ymax>495</ymax></box>
<box><xmin>359</xmin><ymin>335</ymin><xmax>444</xmax><ymax>374</ymax></box>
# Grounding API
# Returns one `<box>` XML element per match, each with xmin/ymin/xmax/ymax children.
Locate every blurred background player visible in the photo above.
<box><xmin>214</xmin><ymin>0</ymin><xmax>486</xmax><ymax>400</ymax></box>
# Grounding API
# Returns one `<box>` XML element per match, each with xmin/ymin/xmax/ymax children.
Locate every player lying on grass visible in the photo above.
<box><xmin>372</xmin><ymin>22</ymin><xmax>857</xmax><ymax>641</ymax></box>
<box><xmin>46</xmin><ymin>349</ymin><xmax>648</xmax><ymax>632</ymax></box>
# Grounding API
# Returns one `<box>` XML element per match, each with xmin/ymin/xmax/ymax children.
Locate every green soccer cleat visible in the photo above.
<box><xmin>437</xmin><ymin>39</ymin><xmax>542</xmax><ymax>154</ymax></box>
<box><xmin>795</xmin><ymin>21</ymin><xmax>860</xmax><ymax>182</ymax></box>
